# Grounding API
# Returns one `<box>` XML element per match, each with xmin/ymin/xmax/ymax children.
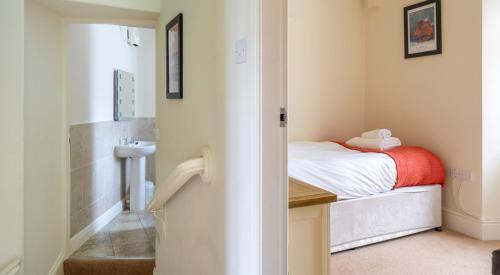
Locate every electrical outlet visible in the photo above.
<box><xmin>235</xmin><ymin>38</ymin><xmax>247</xmax><ymax>64</ymax></box>
<box><xmin>449</xmin><ymin>167</ymin><xmax>472</xmax><ymax>182</ymax></box>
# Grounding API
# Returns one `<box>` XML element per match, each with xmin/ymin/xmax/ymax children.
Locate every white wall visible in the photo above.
<box><xmin>288</xmin><ymin>0</ymin><xmax>366</xmax><ymax>142</ymax></box>
<box><xmin>135</xmin><ymin>28</ymin><xmax>156</xmax><ymax>118</ymax></box>
<box><xmin>24</xmin><ymin>1</ymin><xmax>65</xmax><ymax>274</ymax></box>
<box><xmin>66</xmin><ymin>24</ymin><xmax>155</xmax><ymax>125</ymax></box>
<box><xmin>64</xmin><ymin>0</ymin><xmax>160</xmax><ymax>12</ymax></box>
<box><xmin>365</xmin><ymin>0</ymin><xmax>484</xmax><ymax>237</ymax></box>
<box><xmin>154</xmin><ymin>1</ymin><xmax>225</xmax><ymax>274</ymax></box>
<box><xmin>34</xmin><ymin>0</ymin><xmax>160</xmax><ymax>22</ymax></box>
<box><xmin>482</xmin><ymin>0</ymin><xmax>500</xmax><ymax>239</ymax></box>
<box><xmin>155</xmin><ymin>0</ymin><xmax>263</xmax><ymax>274</ymax></box>
<box><xmin>0</xmin><ymin>0</ymin><xmax>24</xmax><ymax>272</ymax></box>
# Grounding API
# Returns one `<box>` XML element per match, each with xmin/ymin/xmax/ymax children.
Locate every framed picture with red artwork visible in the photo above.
<box><xmin>404</xmin><ymin>0</ymin><xmax>442</xmax><ymax>59</ymax></box>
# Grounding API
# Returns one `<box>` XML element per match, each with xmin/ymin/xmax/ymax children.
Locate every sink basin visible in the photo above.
<box><xmin>115</xmin><ymin>141</ymin><xmax>156</xmax><ymax>211</ymax></box>
<box><xmin>115</xmin><ymin>141</ymin><xmax>156</xmax><ymax>158</ymax></box>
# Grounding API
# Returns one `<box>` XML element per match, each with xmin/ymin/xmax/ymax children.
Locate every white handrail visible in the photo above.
<box><xmin>148</xmin><ymin>146</ymin><xmax>215</xmax><ymax>212</ymax></box>
<box><xmin>0</xmin><ymin>259</ymin><xmax>21</xmax><ymax>275</ymax></box>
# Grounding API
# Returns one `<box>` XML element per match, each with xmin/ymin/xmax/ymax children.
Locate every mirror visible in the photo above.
<box><xmin>114</xmin><ymin>69</ymin><xmax>135</xmax><ymax>121</ymax></box>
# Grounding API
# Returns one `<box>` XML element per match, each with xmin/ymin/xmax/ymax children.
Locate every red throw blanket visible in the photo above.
<box><xmin>337</xmin><ymin>142</ymin><xmax>445</xmax><ymax>188</ymax></box>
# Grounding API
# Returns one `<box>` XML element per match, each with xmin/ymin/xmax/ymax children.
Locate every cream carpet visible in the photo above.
<box><xmin>330</xmin><ymin>229</ymin><xmax>500</xmax><ymax>275</ymax></box>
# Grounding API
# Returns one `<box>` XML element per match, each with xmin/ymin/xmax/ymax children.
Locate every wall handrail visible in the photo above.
<box><xmin>0</xmin><ymin>259</ymin><xmax>21</xmax><ymax>275</ymax></box>
<box><xmin>148</xmin><ymin>146</ymin><xmax>215</xmax><ymax>212</ymax></box>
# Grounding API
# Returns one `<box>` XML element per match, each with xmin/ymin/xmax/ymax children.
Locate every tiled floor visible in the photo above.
<box><xmin>73</xmin><ymin>211</ymin><xmax>155</xmax><ymax>258</ymax></box>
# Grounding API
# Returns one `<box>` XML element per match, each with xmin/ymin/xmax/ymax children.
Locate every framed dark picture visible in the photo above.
<box><xmin>166</xmin><ymin>14</ymin><xmax>183</xmax><ymax>99</ymax></box>
<box><xmin>404</xmin><ymin>0</ymin><xmax>442</xmax><ymax>59</ymax></box>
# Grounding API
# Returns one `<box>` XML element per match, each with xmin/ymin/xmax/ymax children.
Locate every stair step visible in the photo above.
<box><xmin>64</xmin><ymin>257</ymin><xmax>154</xmax><ymax>275</ymax></box>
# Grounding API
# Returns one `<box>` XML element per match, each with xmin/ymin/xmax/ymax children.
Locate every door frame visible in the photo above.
<box><xmin>60</xmin><ymin>17</ymin><xmax>158</xmax><ymax>256</ymax></box>
<box><xmin>260</xmin><ymin>0</ymin><xmax>288</xmax><ymax>273</ymax></box>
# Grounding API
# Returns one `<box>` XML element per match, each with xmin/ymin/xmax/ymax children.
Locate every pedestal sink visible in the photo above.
<box><xmin>115</xmin><ymin>141</ymin><xmax>156</xmax><ymax>211</ymax></box>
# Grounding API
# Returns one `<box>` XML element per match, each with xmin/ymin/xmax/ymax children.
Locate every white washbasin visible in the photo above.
<box><xmin>115</xmin><ymin>141</ymin><xmax>156</xmax><ymax>158</ymax></box>
<box><xmin>115</xmin><ymin>141</ymin><xmax>156</xmax><ymax>211</ymax></box>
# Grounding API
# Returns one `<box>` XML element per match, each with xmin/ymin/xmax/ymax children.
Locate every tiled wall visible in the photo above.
<box><xmin>70</xmin><ymin>118</ymin><xmax>156</xmax><ymax>237</ymax></box>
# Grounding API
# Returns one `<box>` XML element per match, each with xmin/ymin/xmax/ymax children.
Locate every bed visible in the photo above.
<box><xmin>289</xmin><ymin>141</ymin><xmax>444</xmax><ymax>253</ymax></box>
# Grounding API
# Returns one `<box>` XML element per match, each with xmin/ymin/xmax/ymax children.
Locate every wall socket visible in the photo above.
<box><xmin>235</xmin><ymin>38</ymin><xmax>247</xmax><ymax>64</ymax></box>
<box><xmin>447</xmin><ymin>167</ymin><xmax>472</xmax><ymax>182</ymax></box>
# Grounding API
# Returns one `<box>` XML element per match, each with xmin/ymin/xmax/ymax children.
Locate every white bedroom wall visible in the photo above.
<box><xmin>24</xmin><ymin>1</ymin><xmax>64</xmax><ymax>274</ymax></box>
<box><xmin>66</xmin><ymin>24</ymin><xmax>155</xmax><ymax>125</ymax></box>
<box><xmin>288</xmin><ymin>0</ymin><xmax>366</xmax><ymax>142</ymax></box>
<box><xmin>364</xmin><ymin>0</ymin><xmax>484</xmax><ymax>238</ymax></box>
<box><xmin>0</xmin><ymin>0</ymin><xmax>24</xmax><ymax>272</ymax></box>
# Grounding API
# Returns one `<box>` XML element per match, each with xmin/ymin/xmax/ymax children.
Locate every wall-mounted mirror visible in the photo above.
<box><xmin>114</xmin><ymin>69</ymin><xmax>135</xmax><ymax>121</ymax></box>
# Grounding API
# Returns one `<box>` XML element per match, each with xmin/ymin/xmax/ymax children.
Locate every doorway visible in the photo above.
<box><xmin>65</xmin><ymin>23</ymin><xmax>157</xmax><ymax>258</ymax></box>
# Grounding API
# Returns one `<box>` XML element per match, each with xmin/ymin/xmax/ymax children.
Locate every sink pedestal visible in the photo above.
<box><xmin>129</xmin><ymin>156</ymin><xmax>146</xmax><ymax>211</ymax></box>
<box><xmin>115</xmin><ymin>141</ymin><xmax>156</xmax><ymax>212</ymax></box>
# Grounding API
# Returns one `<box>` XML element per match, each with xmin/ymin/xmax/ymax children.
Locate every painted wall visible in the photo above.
<box><xmin>482</xmin><ymin>0</ymin><xmax>500</xmax><ymax>238</ymax></box>
<box><xmin>155</xmin><ymin>0</ymin><xmax>262</xmax><ymax>273</ymax></box>
<box><xmin>66</xmin><ymin>24</ymin><xmax>155</xmax><ymax>125</ymax></box>
<box><xmin>364</xmin><ymin>0</ymin><xmax>484</xmax><ymax>237</ymax></box>
<box><xmin>155</xmin><ymin>0</ymin><xmax>225</xmax><ymax>274</ymax></box>
<box><xmin>24</xmin><ymin>1</ymin><xmax>64</xmax><ymax>274</ymax></box>
<box><xmin>0</xmin><ymin>0</ymin><xmax>24</xmax><ymax>272</ymax></box>
<box><xmin>34</xmin><ymin>0</ymin><xmax>160</xmax><ymax>22</ymax></box>
<box><xmin>288</xmin><ymin>0</ymin><xmax>366</xmax><ymax>142</ymax></box>
<box><xmin>65</xmin><ymin>0</ymin><xmax>160</xmax><ymax>12</ymax></box>
<box><xmin>135</xmin><ymin>29</ymin><xmax>156</xmax><ymax>119</ymax></box>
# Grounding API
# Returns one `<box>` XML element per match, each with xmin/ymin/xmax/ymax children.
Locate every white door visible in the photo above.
<box><xmin>261</xmin><ymin>0</ymin><xmax>288</xmax><ymax>273</ymax></box>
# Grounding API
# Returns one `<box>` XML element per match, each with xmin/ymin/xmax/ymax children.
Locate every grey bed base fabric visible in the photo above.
<box><xmin>330</xmin><ymin>185</ymin><xmax>442</xmax><ymax>253</ymax></box>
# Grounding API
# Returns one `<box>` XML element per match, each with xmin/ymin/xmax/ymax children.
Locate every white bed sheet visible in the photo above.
<box><xmin>289</xmin><ymin>141</ymin><xmax>397</xmax><ymax>200</ymax></box>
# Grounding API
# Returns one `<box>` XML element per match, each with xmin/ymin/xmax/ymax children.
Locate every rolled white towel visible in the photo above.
<box><xmin>361</xmin><ymin>129</ymin><xmax>392</xmax><ymax>139</ymax></box>
<box><xmin>346</xmin><ymin>137</ymin><xmax>401</xmax><ymax>151</ymax></box>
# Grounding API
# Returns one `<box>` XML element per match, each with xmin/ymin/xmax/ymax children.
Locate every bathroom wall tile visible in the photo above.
<box><xmin>70</xmin><ymin>208</ymin><xmax>90</xmax><ymax>237</ymax></box>
<box><xmin>70</xmin><ymin>118</ymin><xmax>156</xmax><ymax>237</ymax></box>
<box><xmin>70</xmin><ymin>168</ymin><xmax>85</xmax><ymax>216</ymax></box>
<box><xmin>87</xmin><ymin>162</ymin><xmax>103</xmax><ymax>205</ymax></box>
<box><xmin>88</xmin><ymin>198</ymin><xmax>108</xmax><ymax>221</ymax></box>
<box><xmin>113</xmin><ymin>157</ymin><xmax>126</xmax><ymax>198</ymax></box>
<box><xmin>102</xmin><ymin>157</ymin><xmax>114</xmax><ymax>194</ymax></box>
<box><xmin>70</xmin><ymin>125</ymin><xmax>85</xmax><ymax>171</ymax></box>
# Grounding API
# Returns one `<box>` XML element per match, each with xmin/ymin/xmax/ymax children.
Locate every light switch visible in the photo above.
<box><xmin>235</xmin><ymin>38</ymin><xmax>247</xmax><ymax>64</ymax></box>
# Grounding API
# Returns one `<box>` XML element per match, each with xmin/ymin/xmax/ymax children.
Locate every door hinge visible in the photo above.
<box><xmin>280</xmin><ymin>107</ymin><xmax>287</xmax><ymax>127</ymax></box>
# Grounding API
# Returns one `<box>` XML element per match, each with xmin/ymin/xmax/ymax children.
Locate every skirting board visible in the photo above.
<box><xmin>69</xmin><ymin>200</ymin><xmax>124</xmax><ymax>255</ymax></box>
<box><xmin>49</xmin><ymin>251</ymin><xmax>65</xmax><ymax>275</ymax></box>
<box><xmin>443</xmin><ymin>208</ymin><xmax>500</xmax><ymax>240</ymax></box>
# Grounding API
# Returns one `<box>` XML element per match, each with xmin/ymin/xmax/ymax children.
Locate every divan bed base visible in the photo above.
<box><xmin>330</xmin><ymin>185</ymin><xmax>442</xmax><ymax>253</ymax></box>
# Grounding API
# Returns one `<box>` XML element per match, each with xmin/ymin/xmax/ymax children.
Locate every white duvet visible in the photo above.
<box><xmin>289</xmin><ymin>142</ymin><xmax>397</xmax><ymax>200</ymax></box>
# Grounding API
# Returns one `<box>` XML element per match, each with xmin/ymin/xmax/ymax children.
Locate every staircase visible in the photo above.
<box><xmin>63</xmin><ymin>257</ymin><xmax>154</xmax><ymax>275</ymax></box>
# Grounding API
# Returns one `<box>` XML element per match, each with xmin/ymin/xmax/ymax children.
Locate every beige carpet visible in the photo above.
<box><xmin>330</xmin><ymin>229</ymin><xmax>500</xmax><ymax>275</ymax></box>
